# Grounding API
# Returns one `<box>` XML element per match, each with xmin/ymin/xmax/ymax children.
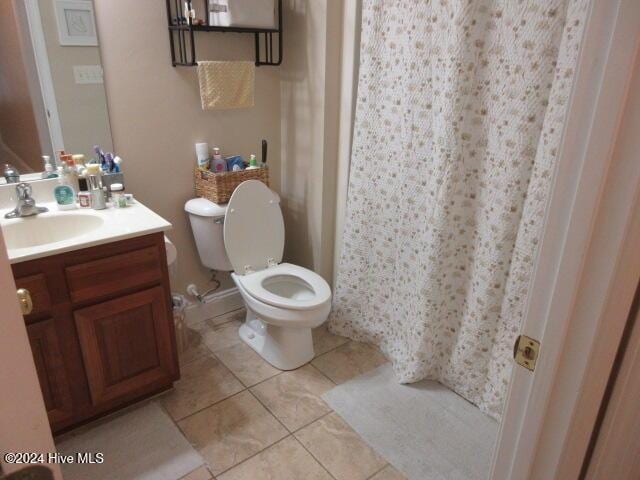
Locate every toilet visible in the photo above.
<box><xmin>185</xmin><ymin>180</ymin><xmax>332</xmax><ymax>370</ymax></box>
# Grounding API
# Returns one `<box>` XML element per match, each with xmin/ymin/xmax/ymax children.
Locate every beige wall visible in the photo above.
<box><xmin>39</xmin><ymin>0</ymin><xmax>113</xmax><ymax>161</ymax></box>
<box><xmin>0</xmin><ymin>0</ymin><xmax>43</xmax><ymax>171</ymax></box>
<box><xmin>0</xmin><ymin>230</ymin><xmax>62</xmax><ymax>480</ymax></box>
<box><xmin>95</xmin><ymin>0</ymin><xmax>282</xmax><ymax>293</ymax></box>
<box><xmin>96</xmin><ymin>0</ymin><xmax>340</xmax><ymax>294</ymax></box>
<box><xmin>280</xmin><ymin>0</ymin><xmax>341</xmax><ymax>283</ymax></box>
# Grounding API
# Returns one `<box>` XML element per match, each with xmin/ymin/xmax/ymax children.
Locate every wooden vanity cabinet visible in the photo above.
<box><xmin>12</xmin><ymin>233</ymin><xmax>179</xmax><ymax>433</ymax></box>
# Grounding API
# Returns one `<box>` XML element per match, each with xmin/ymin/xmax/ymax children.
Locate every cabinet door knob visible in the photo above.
<box><xmin>17</xmin><ymin>288</ymin><xmax>33</xmax><ymax>315</ymax></box>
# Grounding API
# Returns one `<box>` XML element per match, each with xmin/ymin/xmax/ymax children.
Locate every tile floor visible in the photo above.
<box><xmin>162</xmin><ymin>308</ymin><xmax>405</xmax><ymax>480</ymax></box>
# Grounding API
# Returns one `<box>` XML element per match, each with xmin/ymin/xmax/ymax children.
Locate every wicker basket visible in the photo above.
<box><xmin>194</xmin><ymin>166</ymin><xmax>269</xmax><ymax>204</ymax></box>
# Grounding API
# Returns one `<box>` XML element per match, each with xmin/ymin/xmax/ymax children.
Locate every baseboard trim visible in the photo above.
<box><xmin>185</xmin><ymin>287</ymin><xmax>243</xmax><ymax>324</ymax></box>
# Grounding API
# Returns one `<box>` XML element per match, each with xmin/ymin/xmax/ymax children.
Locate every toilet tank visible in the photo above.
<box><xmin>185</xmin><ymin>198</ymin><xmax>233</xmax><ymax>271</ymax></box>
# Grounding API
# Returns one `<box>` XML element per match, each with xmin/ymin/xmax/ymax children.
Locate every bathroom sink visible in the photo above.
<box><xmin>2</xmin><ymin>214</ymin><xmax>104</xmax><ymax>250</ymax></box>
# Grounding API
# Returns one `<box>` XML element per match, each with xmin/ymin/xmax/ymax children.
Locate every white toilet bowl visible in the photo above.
<box><xmin>233</xmin><ymin>263</ymin><xmax>331</xmax><ymax>369</ymax></box>
<box><xmin>223</xmin><ymin>180</ymin><xmax>332</xmax><ymax>370</ymax></box>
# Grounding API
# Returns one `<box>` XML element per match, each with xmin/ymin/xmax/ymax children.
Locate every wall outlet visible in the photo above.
<box><xmin>73</xmin><ymin>65</ymin><xmax>103</xmax><ymax>84</ymax></box>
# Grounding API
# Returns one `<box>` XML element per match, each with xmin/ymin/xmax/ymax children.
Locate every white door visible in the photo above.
<box><xmin>585</xmin><ymin>289</ymin><xmax>640</xmax><ymax>480</ymax></box>
<box><xmin>0</xmin><ymin>229</ymin><xmax>62</xmax><ymax>479</ymax></box>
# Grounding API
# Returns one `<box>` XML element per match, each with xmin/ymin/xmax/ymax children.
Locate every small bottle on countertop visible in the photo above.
<box><xmin>110</xmin><ymin>183</ymin><xmax>128</xmax><ymax>208</ymax></box>
<box><xmin>53</xmin><ymin>166</ymin><xmax>77</xmax><ymax>210</ymax></box>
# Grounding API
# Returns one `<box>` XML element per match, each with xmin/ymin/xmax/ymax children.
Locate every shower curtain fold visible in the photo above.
<box><xmin>329</xmin><ymin>0</ymin><xmax>590</xmax><ymax>420</ymax></box>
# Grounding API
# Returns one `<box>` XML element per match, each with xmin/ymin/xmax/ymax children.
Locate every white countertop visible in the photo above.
<box><xmin>1</xmin><ymin>200</ymin><xmax>172</xmax><ymax>264</ymax></box>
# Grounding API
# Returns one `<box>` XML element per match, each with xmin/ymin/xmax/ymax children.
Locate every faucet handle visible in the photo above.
<box><xmin>16</xmin><ymin>182</ymin><xmax>32</xmax><ymax>200</ymax></box>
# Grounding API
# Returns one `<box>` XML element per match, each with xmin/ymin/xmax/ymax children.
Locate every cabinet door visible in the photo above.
<box><xmin>27</xmin><ymin>319</ymin><xmax>74</xmax><ymax>425</ymax></box>
<box><xmin>74</xmin><ymin>286</ymin><xmax>177</xmax><ymax>407</ymax></box>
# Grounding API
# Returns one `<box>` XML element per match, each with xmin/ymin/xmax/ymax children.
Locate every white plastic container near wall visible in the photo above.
<box><xmin>208</xmin><ymin>0</ymin><xmax>277</xmax><ymax>29</ymax></box>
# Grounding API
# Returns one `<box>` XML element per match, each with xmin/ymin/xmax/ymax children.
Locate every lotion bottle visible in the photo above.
<box><xmin>53</xmin><ymin>167</ymin><xmax>77</xmax><ymax>210</ymax></box>
<box><xmin>211</xmin><ymin>147</ymin><xmax>227</xmax><ymax>172</ymax></box>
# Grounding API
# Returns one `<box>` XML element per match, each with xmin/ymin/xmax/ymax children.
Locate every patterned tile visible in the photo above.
<box><xmin>250</xmin><ymin>364</ymin><xmax>334</xmax><ymax>431</ymax></box>
<box><xmin>216</xmin><ymin>342</ymin><xmax>281</xmax><ymax>387</ymax></box>
<box><xmin>217</xmin><ymin>436</ymin><xmax>332</xmax><ymax>480</ymax></box>
<box><xmin>180</xmin><ymin>465</ymin><xmax>213</xmax><ymax>480</ymax></box>
<box><xmin>295</xmin><ymin>412</ymin><xmax>386</xmax><ymax>480</ymax></box>
<box><xmin>178</xmin><ymin>391</ymin><xmax>288</xmax><ymax>476</ymax></box>
<box><xmin>196</xmin><ymin>319</ymin><xmax>243</xmax><ymax>353</ymax></box>
<box><xmin>178</xmin><ymin>326</ymin><xmax>210</xmax><ymax>366</ymax></box>
<box><xmin>312</xmin><ymin>324</ymin><xmax>350</xmax><ymax>356</ymax></box>
<box><xmin>311</xmin><ymin>341</ymin><xmax>387</xmax><ymax>384</ymax></box>
<box><xmin>162</xmin><ymin>355</ymin><xmax>243</xmax><ymax>420</ymax></box>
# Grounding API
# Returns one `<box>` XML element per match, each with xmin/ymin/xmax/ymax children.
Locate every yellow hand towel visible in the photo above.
<box><xmin>197</xmin><ymin>61</ymin><xmax>255</xmax><ymax>110</ymax></box>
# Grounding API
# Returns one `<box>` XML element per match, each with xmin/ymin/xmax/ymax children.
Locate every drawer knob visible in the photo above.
<box><xmin>17</xmin><ymin>288</ymin><xmax>33</xmax><ymax>315</ymax></box>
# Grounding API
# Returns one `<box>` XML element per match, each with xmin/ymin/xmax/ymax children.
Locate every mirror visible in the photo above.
<box><xmin>0</xmin><ymin>0</ymin><xmax>113</xmax><ymax>182</ymax></box>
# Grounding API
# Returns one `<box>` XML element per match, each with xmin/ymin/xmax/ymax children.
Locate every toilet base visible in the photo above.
<box><xmin>239</xmin><ymin>310</ymin><xmax>315</xmax><ymax>370</ymax></box>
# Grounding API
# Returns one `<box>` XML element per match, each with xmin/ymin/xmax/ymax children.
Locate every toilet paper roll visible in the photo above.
<box><xmin>164</xmin><ymin>235</ymin><xmax>177</xmax><ymax>267</ymax></box>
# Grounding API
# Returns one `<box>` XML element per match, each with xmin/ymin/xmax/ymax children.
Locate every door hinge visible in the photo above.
<box><xmin>514</xmin><ymin>335</ymin><xmax>540</xmax><ymax>371</ymax></box>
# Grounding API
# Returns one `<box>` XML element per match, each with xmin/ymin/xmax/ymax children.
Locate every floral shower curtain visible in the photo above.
<box><xmin>330</xmin><ymin>0</ymin><xmax>589</xmax><ymax>419</ymax></box>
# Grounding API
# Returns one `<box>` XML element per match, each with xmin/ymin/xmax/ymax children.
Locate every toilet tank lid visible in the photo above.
<box><xmin>185</xmin><ymin>198</ymin><xmax>227</xmax><ymax>217</ymax></box>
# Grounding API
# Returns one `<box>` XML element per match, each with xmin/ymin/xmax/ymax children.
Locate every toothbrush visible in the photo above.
<box><xmin>94</xmin><ymin>145</ymin><xmax>106</xmax><ymax>170</ymax></box>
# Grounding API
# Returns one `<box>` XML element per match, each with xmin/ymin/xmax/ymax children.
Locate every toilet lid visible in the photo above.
<box><xmin>223</xmin><ymin>180</ymin><xmax>284</xmax><ymax>275</ymax></box>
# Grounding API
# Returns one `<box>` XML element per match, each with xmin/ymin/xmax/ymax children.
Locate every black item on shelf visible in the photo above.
<box><xmin>262</xmin><ymin>139</ymin><xmax>268</xmax><ymax>166</ymax></box>
<box><xmin>165</xmin><ymin>0</ymin><xmax>283</xmax><ymax>67</ymax></box>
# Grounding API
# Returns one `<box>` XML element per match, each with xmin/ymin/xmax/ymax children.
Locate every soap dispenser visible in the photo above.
<box><xmin>53</xmin><ymin>166</ymin><xmax>77</xmax><ymax>210</ymax></box>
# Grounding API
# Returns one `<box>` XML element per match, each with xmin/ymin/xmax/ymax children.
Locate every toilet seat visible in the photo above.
<box><xmin>223</xmin><ymin>181</ymin><xmax>333</xmax><ymax>370</ymax></box>
<box><xmin>236</xmin><ymin>263</ymin><xmax>331</xmax><ymax>311</ymax></box>
<box><xmin>223</xmin><ymin>180</ymin><xmax>284</xmax><ymax>275</ymax></box>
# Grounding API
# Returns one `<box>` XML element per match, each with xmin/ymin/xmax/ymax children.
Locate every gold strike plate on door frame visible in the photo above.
<box><xmin>514</xmin><ymin>335</ymin><xmax>540</xmax><ymax>371</ymax></box>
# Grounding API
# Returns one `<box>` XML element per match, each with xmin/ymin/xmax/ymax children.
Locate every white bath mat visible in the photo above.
<box><xmin>56</xmin><ymin>402</ymin><xmax>203</xmax><ymax>480</ymax></box>
<box><xmin>322</xmin><ymin>364</ymin><xmax>498</xmax><ymax>480</ymax></box>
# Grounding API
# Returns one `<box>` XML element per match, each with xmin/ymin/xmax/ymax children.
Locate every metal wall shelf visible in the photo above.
<box><xmin>165</xmin><ymin>0</ymin><xmax>283</xmax><ymax>67</ymax></box>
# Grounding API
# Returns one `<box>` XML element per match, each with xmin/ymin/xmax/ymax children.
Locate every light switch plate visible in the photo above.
<box><xmin>73</xmin><ymin>65</ymin><xmax>103</xmax><ymax>84</ymax></box>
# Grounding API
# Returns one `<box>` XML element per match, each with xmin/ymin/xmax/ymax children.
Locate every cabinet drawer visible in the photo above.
<box><xmin>15</xmin><ymin>273</ymin><xmax>52</xmax><ymax>323</ymax></box>
<box><xmin>65</xmin><ymin>247</ymin><xmax>163</xmax><ymax>304</ymax></box>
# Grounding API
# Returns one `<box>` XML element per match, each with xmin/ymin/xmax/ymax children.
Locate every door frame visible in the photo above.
<box><xmin>492</xmin><ymin>1</ymin><xmax>640</xmax><ymax>477</ymax></box>
<box><xmin>24</xmin><ymin>0</ymin><xmax>65</xmax><ymax>153</ymax></box>
<box><xmin>335</xmin><ymin>0</ymin><xmax>640</xmax><ymax>478</ymax></box>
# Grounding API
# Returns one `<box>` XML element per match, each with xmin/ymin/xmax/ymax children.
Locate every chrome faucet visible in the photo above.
<box><xmin>4</xmin><ymin>183</ymin><xmax>49</xmax><ymax>219</ymax></box>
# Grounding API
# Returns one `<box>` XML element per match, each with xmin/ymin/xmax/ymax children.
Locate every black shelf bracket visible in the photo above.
<box><xmin>166</xmin><ymin>0</ymin><xmax>283</xmax><ymax>67</ymax></box>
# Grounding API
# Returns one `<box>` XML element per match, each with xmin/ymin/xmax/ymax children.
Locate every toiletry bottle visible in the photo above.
<box><xmin>110</xmin><ymin>183</ymin><xmax>127</xmax><ymax>208</ymax></box>
<box><xmin>53</xmin><ymin>167</ymin><xmax>77</xmax><ymax>210</ymax></box>
<box><xmin>55</xmin><ymin>149</ymin><xmax>66</xmax><ymax>168</ymax></box>
<box><xmin>211</xmin><ymin>147</ymin><xmax>227</xmax><ymax>172</ymax></box>
<box><xmin>195</xmin><ymin>142</ymin><xmax>211</xmax><ymax>169</ymax></box>
<box><xmin>61</xmin><ymin>154</ymin><xmax>80</xmax><ymax>193</ymax></box>
<box><xmin>246</xmin><ymin>154</ymin><xmax>259</xmax><ymax>170</ymax></box>
<box><xmin>41</xmin><ymin>156</ymin><xmax>57</xmax><ymax>179</ymax></box>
